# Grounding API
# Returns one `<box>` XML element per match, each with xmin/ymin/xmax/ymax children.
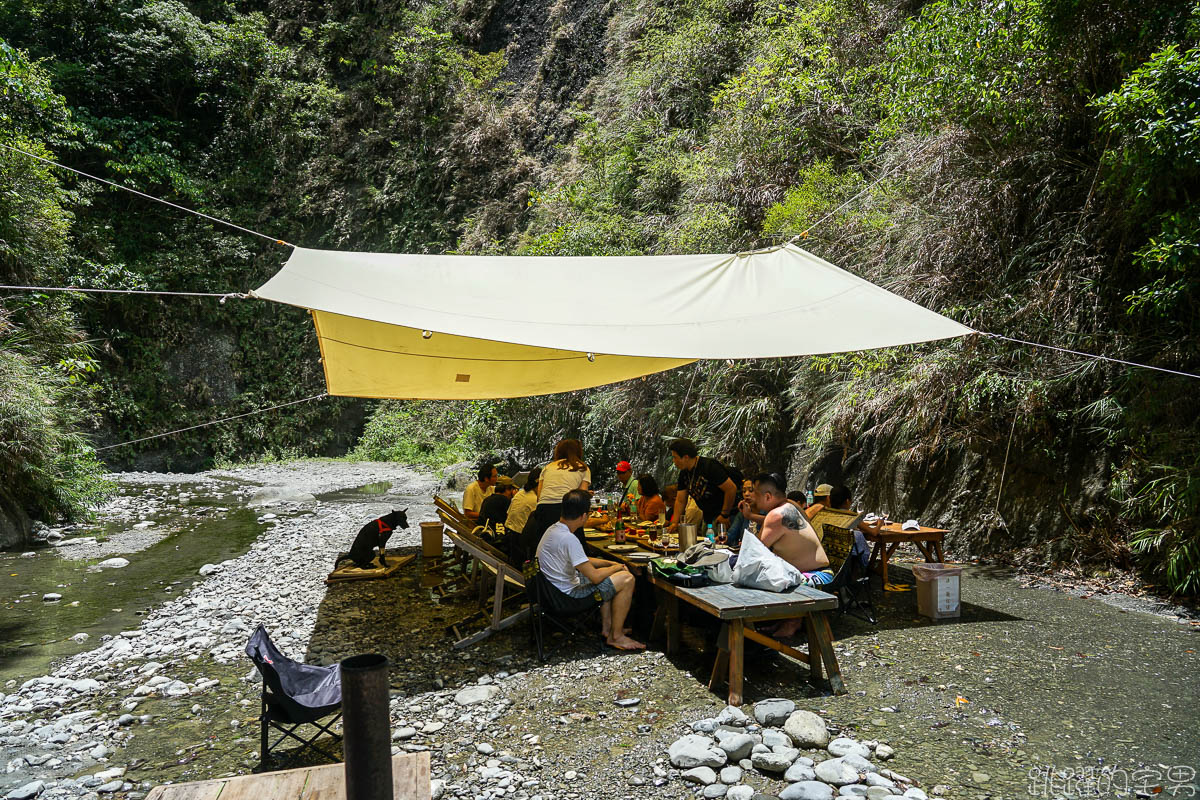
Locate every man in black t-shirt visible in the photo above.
<box><xmin>667</xmin><ymin>438</ymin><xmax>738</xmax><ymax>530</ymax></box>
<box><xmin>478</xmin><ymin>477</ymin><xmax>517</xmax><ymax>532</ymax></box>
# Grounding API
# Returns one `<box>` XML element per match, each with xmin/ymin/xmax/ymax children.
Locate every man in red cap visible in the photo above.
<box><xmin>615</xmin><ymin>460</ymin><xmax>640</xmax><ymax>513</ymax></box>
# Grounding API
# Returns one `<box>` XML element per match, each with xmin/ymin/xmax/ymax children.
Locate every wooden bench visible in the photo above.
<box><xmin>649</xmin><ymin>576</ymin><xmax>845</xmax><ymax>704</ymax></box>
<box><xmin>146</xmin><ymin>752</ymin><xmax>430</xmax><ymax>800</ymax></box>
<box><xmin>433</xmin><ymin>497</ymin><xmax>529</xmax><ymax>648</ymax></box>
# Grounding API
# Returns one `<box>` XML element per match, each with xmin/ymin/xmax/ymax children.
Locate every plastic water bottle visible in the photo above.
<box><xmin>706</xmin><ymin>523</ymin><xmax>715</xmax><ymax>543</ymax></box>
<box><xmin>806</xmin><ymin>489</ymin><xmax>814</xmax><ymax>505</ymax></box>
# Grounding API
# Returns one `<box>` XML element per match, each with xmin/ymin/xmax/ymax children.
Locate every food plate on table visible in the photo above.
<box><xmin>607</xmin><ymin>543</ymin><xmax>640</xmax><ymax>552</ymax></box>
<box><xmin>583</xmin><ymin>529</ymin><xmax>608</xmax><ymax>539</ymax></box>
<box><xmin>625</xmin><ymin>551</ymin><xmax>656</xmax><ymax>561</ymax></box>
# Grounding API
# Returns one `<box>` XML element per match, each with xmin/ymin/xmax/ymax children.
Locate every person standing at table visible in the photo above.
<box><xmin>634</xmin><ymin>474</ymin><xmax>667</xmax><ymax>522</ymax></box>
<box><xmin>615</xmin><ymin>460</ymin><xmax>640</xmax><ymax>512</ymax></box>
<box><xmin>666</xmin><ymin>438</ymin><xmax>738</xmax><ymax>531</ymax></box>
<box><xmin>463</xmin><ymin>462</ymin><xmax>498</xmax><ymax>521</ymax></box>
<box><xmin>521</xmin><ymin>438</ymin><xmax>592</xmax><ymax>554</ymax></box>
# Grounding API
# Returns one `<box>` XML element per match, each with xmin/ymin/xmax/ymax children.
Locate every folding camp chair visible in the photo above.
<box><xmin>822</xmin><ymin>523</ymin><xmax>878</xmax><ymax>624</ymax></box>
<box><xmin>524</xmin><ymin>559</ymin><xmax>600</xmax><ymax>662</ymax></box>
<box><xmin>245</xmin><ymin>624</ymin><xmax>343</xmax><ymax>770</ymax></box>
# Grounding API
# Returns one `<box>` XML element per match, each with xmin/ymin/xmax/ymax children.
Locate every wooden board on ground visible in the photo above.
<box><xmin>145</xmin><ymin>752</ymin><xmax>431</xmax><ymax>800</ymax></box>
<box><xmin>325</xmin><ymin>551</ymin><xmax>416</xmax><ymax>584</ymax></box>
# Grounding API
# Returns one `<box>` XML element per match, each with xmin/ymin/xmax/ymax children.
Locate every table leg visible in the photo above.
<box><xmin>727</xmin><ymin>619</ymin><xmax>744</xmax><ymax>706</ymax></box>
<box><xmin>880</xmin><ymin>542</ymin><xmax>899</xmax><ymax>586</ymax></box>
<box><xmin>815</xmin><ymin>613</ymin><xmax>846</xmax><ymax>695</ymax></box>
<box><xmin>665</xmin><ymin>593</ymin><xmax>680</xmax><ymax>656</ymax></box>
<box><xmin>803</xmin><ymin>615</ymin><xmax>824</xmax><ymax>682</ymax></box>
<box><xmin>933</xmin><ymin>539</ymin><xmax>944</xmax><ymax>562</ymax></box>
<box><xmin>914</xmin><ymin>540</ymin><xmax>934</xmax><ymax>562</ymax></box>
<box><xmin>867</xmin><ymin>541</ymin><xmax>883</xmax><ymax>572</ymax></box>
<box><xmin>709</xmin><ymin>624</ymin><xmax>729</xmax><ymax>692</ymax></box>
<box><xmin>650</xmin><ymin>599</ymin><xmax>666</xmax><ymax>642</ymax></box>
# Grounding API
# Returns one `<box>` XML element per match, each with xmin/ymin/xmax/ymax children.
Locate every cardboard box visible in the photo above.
<box><xmin>913</xmin><ymin>563</ymin><xmax>962</xmax><ymax>619</ymax></box>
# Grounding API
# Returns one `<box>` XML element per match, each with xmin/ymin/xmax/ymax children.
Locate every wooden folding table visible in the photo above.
<box><xmin>648</xmin><ymin>576</ymin><xmax>845</xmax><ymax>703</ymax></box>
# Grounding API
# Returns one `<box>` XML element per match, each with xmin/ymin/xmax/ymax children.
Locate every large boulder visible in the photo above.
<box><xmin>0</xmin><ymin>500</ymin><xmax>31</xmax><ymax>549</ymax></box>
<box><xmin>784</xmin><ymin>710</ymin><xmax>830</xmax><ymax>748</ymax></box>
<box><xmin>779</xmin><ymin>781</ymin><xmax>835</xmax><ymax>800</ymax></box>
<box><xmin>751</xmin><ymin>751</ymin><xmax>794</xmax><ymax>773</ymax></box>
<box><xmin>669</xmin><ymin>735</ymin><xmax>728</xmax><ymax>769</ymax></box>
<box><xmin>681</xmin><ymin>767</ymin><xmax>717</xmax><ymax>786</ymax></box>
<box><xmin>715</xmin><ymin>730</ymin><xmax>756</xmax><ymax>761</ymax></box>
<box><xmin>454</xmin><ymin>684</ymin><xmax>500</xmax><ymax>706</ymax></box>
<box><xmin>827</xmin><ymin>738</ymin><xmax>871</xmax><ymax>759</ymax></box>
<box><xmin>248</xmin><ymin>487</ymin><xmax>316</xmax><ymax>507</ymax></box>
<box><xmin>814</xmin><ymin>757</ymin><xmax>860</xmax><ymax>786</ymax></box>
<box><xmin>753</xmin><ymin>698</ymin><xmax>795</xmax><ymax>726</ymax></box>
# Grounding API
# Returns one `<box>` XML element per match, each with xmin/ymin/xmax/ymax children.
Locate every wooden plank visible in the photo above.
<box><xmin>299</xmin><ymin>763</ymin><xmax>345</xmax><ymax>800</ymax></box>
<box><xmin>149</xmin><ymin>752</ymin><xmax>431</xmax><ymax>800</ymax></box>
<box><xmin>144</xmin><ymin>783</ymin><xmax>225</xmax><ymax>800</ymax></box>
<box><xmin>325</xmin><ymin>553</ymin><xmax>415</xmax><ymax>584</ymax></box>
<box><xmin>219</xmin><ymin>767</ymin><xmax>309</xmax><ymax>800</ymax></box>
<box><xmin>391</xmin><ymin>750</ymin><xmax>431</xmax><ymax>799</ymax></box>
<box><xmin>743</xmin><ymin>625</ymin><xmax>811</xmax><ymax>666</ymax></box>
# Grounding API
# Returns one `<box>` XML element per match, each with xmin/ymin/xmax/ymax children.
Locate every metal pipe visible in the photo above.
<box><xmin>340</xmin><ymin>653</ymin><xmax>393</xmax><ymax>800</ymax></box>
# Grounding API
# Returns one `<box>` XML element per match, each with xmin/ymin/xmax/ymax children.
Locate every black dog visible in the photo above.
<box><xmin>335</xmin><ymin>509</ymin><xmax>409</xmax><ymax>570</ymax></box>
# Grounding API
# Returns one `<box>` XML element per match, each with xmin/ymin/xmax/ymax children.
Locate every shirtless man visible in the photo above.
<box><xmin>749</xmin><ymin>473</ymin><xmax>833</xmax><ymax>637</ymax></box>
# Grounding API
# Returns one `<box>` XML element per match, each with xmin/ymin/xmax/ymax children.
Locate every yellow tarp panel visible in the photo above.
<box><xmin>313</xmin><ymin>311</ymin><xmax>695</xmax><ymax>399</ymax></box>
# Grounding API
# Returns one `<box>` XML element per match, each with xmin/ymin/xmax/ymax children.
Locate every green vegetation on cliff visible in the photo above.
<box><xmin>0</xmin><ymin>0</ymin><xmax>1197</xmax><ymax>592</ymax></box>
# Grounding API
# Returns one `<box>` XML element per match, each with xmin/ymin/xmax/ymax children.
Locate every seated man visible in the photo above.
<box><xmin>478</xmin><ymin>476</ymin><xmax>517</xmax><ymax>533</ymax></box>
<box><xmin>828</xmin><ymin>484</ymin><xmax>882</xmax><ymax>568</ymax></box>
<box><xmin>750</xmin><ymin>473</ymin><xmax>833</xmax><ymax>638</ymax></box>
<box><xmin>536</xmin><ymin>489</ymin><xmax>645</xmax><ymax>651</ymax></box>
<box><xmin>786</xmin><ymin>491</ymin><xmax>809</xmax><ymax>513</ymax></box>
<box><xmin>805</xmin><ymin>482</ymin><xmax>834</xmax><ymax>520</ymax></box>
<box><xmin>463</xmin><ymin>463</ymin><xmax>498</xmax><ymax>521</ymax></box>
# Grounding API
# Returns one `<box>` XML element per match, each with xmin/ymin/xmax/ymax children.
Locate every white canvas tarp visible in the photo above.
<box><xmin>252</xmin><ymin>243</ymin><xmax>973</xmax><ymax>399</ymax></box>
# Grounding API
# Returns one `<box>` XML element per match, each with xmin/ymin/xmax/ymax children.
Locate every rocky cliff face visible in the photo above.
<box><xmin>0</xmin><ymin>496</ymin><xmax>31</xmax><ymax>550</ymax></box>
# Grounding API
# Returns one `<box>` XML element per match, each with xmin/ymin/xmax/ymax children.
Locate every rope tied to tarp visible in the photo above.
<box><xmin>94</xmin><ymin>393</ymin><xmax>330</xmax><ymax>451</ymax></box>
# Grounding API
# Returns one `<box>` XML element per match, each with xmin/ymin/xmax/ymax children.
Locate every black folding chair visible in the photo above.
<box><xmin>524</xmin><ymin>560</ymin><xmax>600</xmax><ymax>661</ymax></box>
<box><xmin>245</xmin><ymin>624</ymin><xmax>343</xmax><ymax>770</ymax></box>
<box><xmin>822</xmin><ymin>524</ymin><xmax>878</xmax><ymax>624</ymax></box>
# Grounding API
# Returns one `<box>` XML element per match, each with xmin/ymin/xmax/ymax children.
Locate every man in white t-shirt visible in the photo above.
<box><xmin>536</xmin><ymin>489</ymin><xmax>645</xmax><ymax>651</ymax></box>
<box><xmin>463</xmin><ymin>463</ymin><xmax>498</xmax><ymax>521</ymax></box>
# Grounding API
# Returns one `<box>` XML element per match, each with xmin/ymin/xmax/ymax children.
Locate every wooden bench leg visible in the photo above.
<box><xmin>815</xmin><ymin>613</ymin><xmax>846</xmax><ymax>695</ymax></box>
<box><xmin>727</xmin><ymin>619</ymin><xmax>744</xmax><ymax>706</ymax></box>
<box><xmin>491</xmin><ymin>568</ymin><xmax>505</xmax><ymax>629</ymax></box>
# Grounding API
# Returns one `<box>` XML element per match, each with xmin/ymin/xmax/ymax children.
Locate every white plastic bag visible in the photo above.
<box><xmin>731</xmin><ymin>532</ymin><xmax>804</xmax><ymax>592</ymax></box>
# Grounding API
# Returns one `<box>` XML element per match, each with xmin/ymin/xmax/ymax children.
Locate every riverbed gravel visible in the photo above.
<box><xmin>3</xmin><ymin>461</ymin><xmax>1197</xmax><ymax>800</ymax></box>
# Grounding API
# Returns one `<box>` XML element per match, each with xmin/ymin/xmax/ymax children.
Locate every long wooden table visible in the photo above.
<box><xmin>863</xmin><ymin>524</ymin><xmax>947</xmax><ymax>586</ymax></box>
<box><xmin>146</xmin><ymin>752</ymin><xmax>430</xmax><ymax>800</ymax></box>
